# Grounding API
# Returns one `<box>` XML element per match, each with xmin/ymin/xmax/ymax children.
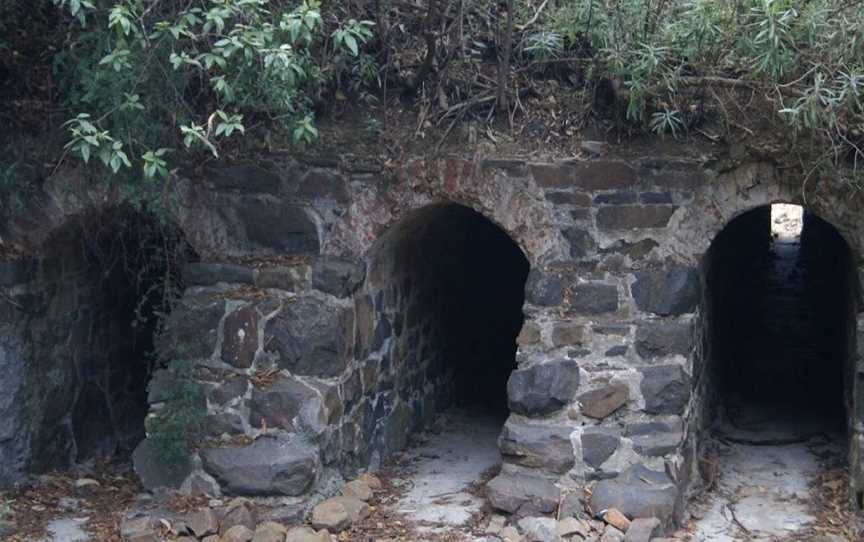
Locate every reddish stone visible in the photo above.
<box><xmin>221</xmin><ymin>306</ymin><xmax>258</xmax><ymax>369</ymax></box>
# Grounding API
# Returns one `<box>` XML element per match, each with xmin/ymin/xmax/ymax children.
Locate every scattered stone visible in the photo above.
<box><xmin>187</xmin><ymin>508</ymin><xmax>219</xmax><ymax>538</ymax></box>
<box><xmin>310</xmin><ymin>496</ymin><xmax>370</xmax><ymax>531</ymax></box>
<box><xmin>631</xmin><ymin>267</ymin><xmax>698</xmax><ymax>316</ymax></box>
<box><xmin>590</xmin><ymin>464</ymin><xmax>677</xmax><ymax>522</ymax></box>
<box><xmin>518</xmin><ymin>516</ymin><xmax>558</xmax><ymax>542</ymax></box>
<box><xmin>499</xmin><ymin>419</ymin><xmax>575</xmax><ymax>473</ymax></box>
<box><xmin>220</xmin><ymin>498</ymin><xmax>258</xmax><ymax>534</ymax></box>
<box><xmin>579</xmin><ymin>384</ymin><xmax>629</xmax><ymax>420</ymax></box>
<box><xmin>486</xmin><ymin>515</ymin><xmax>507</xmax><ymax>534</ymax></box>
<box><xmin>500</xmin><ymin>525</ymin><xmax>523</xmax><ymax>542</ymax></box>
<box><xmin>222</xmin><ymin>525</ymin><xmax>255</xmax><ymax>542</ymax></box>
<box><xmin>557</xmin><ymin>517</ymin><xmax>589</xmax><ymax>538</ymax></box>
<box><xmin>119</xmin><ymin>515</ymin><xmax>157</xmax><ymax>542</ymax></box>
<box><xmin>639</xmin><ymin>365</ymin><xmax>690</xmax><ymax>415</ymax></box>
<box><xmin>253</xmin><ymin>521</ymin><xmax>288</xmax><ymax>542</ymax></box>
<box><xmin>201</xmin><ymin>436</ymin><xmax>320</xmax><ymax>496</ymax></box>
<box><xmin>602</xmin><ymin>508</ymin><xmax>631</xmax><ymax>532</ymax></box>
<box><xmin>285</xmin><ymin>526</ymin><xmax>331</xmax><ymax>542</ymax></box>
<box><xmin>508</xmin><ymin>361</ymin><xmax>580</xmax><ymax>416</ymax></box>
<box><xmin>600</xmin><ymin>525</ymin><xmax>626</xmax><ymax>542</ymax></box>
<box><xmin>623</xmin><ymin>517</ymin><xmax>660</xmax><ymax>542</ymax></box>
<box><xmin>486</xmin><ymin>471</ymin><xmax>560</xmax><ymax>516</ymax></box>
<box><xmin>357</xmin><ymin>473</ymin><xmax>382</xmax><ymax>490</ymax></box>
<box><xmin>341</xmin><ymin>479</ymin><xmax>373</xmax><ymax>501</ymax></box>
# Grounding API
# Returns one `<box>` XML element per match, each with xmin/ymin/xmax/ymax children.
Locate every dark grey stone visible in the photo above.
<box><xmin>545</xmin><ymin>192</ymin><xmax>591</xmax><ymax>206</ymax></box>
<box><xmin>562</xmin><ymin>228</ymin><xmax>596</xmax><ymax>259</ymax></box>
<box><xmin>589</xmin><ymin>464</ymin><xmax>678</xmax><ymax>523</ymax></box>
<box><xmin>297</xmin><ymin>169</ymin><xmax>349</xmax><ymax>202</ymax></box>
<box><xmin>640</xmin><ymin>192</ymin><xmax>673</xmax><ymax>204</ymax></box>
<box><xmin>640</xmin><ymin>365</ymin><xmax>690</xmax><ymax>415</ymax></box>
<box><xmin>625</xmin><ymin>419</ymin><xmax>684</xmax><ymax>457</ymax></box>
<box><xmin>312</xmin><ymin>257</ymin><xmax>365</xmax><ymax>298</ymax></box>
<box><xmin>581</xmin><ymin>427</ymin><xmax>620</xmax><ymax>469</ymax></box>
<box><xmin>568</xmin><ymin>284</ymin><xmax>618</xmax><ymax>315</ymax></box>
<box><xmin>249</xmin><ymin>377</ymin><xmax>323</xmax><ymax>433</ymax></box>
<box><xmin>525</xmin><ymin>270</ymin><xmax>563</xmax><ymax>306</ymax></box>
<box><xmin>238</xmin><ymin>196</ymin><xmax>319</xmax><ymax>254</ymax></box>
<box><xmin>625</xmin><ymin>517</ymin><xmax>661</xmax><ymax>542</ymax></box>
<box><xmin>209</xmin><ymin>165</ymin><xmax>282</xmax><ymax>192</ymax></box>
<box><xmin>371</xmin><ymin>316</ymin><xmax>391</xmax><ymax>352</ymax></box>
<box><xmin>265</xmin><ymin>297</ymin><xmax>348</xmax><ymax>377</ymax></box>
<box><xmin>255</xmin><ymin>266</ymin><xmax>300</xmax><ymax>291</ymax></box>
<box><xmin>200</xmin><ymin>435</ymin><xmax>320</xmax><ymax>496</ymax></box>
<box><xmin>605</xmin><ymin>345</ymin><xmax>628</xmax><ymax>357</ymax></box>
<box><xmin>596</xmin><ymin>206</ymin><xmax>677</xmax><ymax>230</ymax></box>
<box><xmin>486</xmin><ymin>472</ymin><xmax>561</xmax><ymax>516</ymax></box>
<box><xmin>559</xmin><ymin>492</ymin><xmax>587</xmax><ymax>520</ymax></box>
<box><xmin>184</xmin><ymin>263</ymin><xmax>255</xmax><ymax>286</ymax></box>
<box><xmin>159</xmin><ymin>298</ymin><xmax>225</xmax><ymax>360</ymax></box>
<box><xmin>132</xmin><ymin>438</ymin><xmax>193</xmax><ymax>490</ymax></box>
<box><xmin>632</xmin><ymin>266</ymin><xmax>699</xmax><ymax>316</ymax></box>
<box><xmin>508</xmin><ymin>361</ymin><xmax>580</xmax><ymax>416</ymax></box>
<box><xmin>499</xmin><ymin>419</ymin><xmax>575</xmax><ymax>474</ymax></box>
<box><xmin>593</xmin><ymin>192</ymin><xmax>637</xmax><ymax>205</ymax></box>
<box><xmin>208</xmin><ymin>376</ymin><xmax>249</xmax><ymax>405</ymax></box>
<box><xmin>0</xmin><ymin>260</ymin><xmax>30</xmax><ymax>287</ymax></box>
<box><xmin>635</xmin><ymin>322</ymin><xmax>693</xmax><ymax>359</ymax></box>
<box><xmin>0</xmin><ymin>331</ymin><xmax>31</xmax><ymax>486</ymax></box>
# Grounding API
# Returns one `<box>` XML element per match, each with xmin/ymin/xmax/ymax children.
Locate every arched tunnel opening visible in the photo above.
<box><xmin>30</xmin><ymin>205</ymin><xmax>189</xmax><ymax>470</ymax></box>
<box><xmin>366</xmin><ymin>203</ymin><xmax>528</xmax><ymax>468</ymax></box>
<box><xmin>703</xmin><ymin>203</ymin><xmax>857</xmax><ymax>444</ymax></box>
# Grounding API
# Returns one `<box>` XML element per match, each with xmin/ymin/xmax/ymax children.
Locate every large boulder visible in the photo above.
<box><xmin>486</xmin><ymin>472</ymin><xmax>560</xmax><ymax>516</ymax></box>
<box><xmin>589</xmin><ymin>464</ymin><xmax>678</xmax><ymax>522</ymax></box>
<box><xmin>498</xmin><ymin>419</ymin><xmax>575</xmax><ymax>474</ymax></box>
<box><xmin>200</xmin><ymin>436</ymin><xmax>320</xmax><ymax>496</ymax></box>
<box><xmin>508</xmin><ymin>361</ymin><xmax>580</xmax><ymax>416</ymax></box>
<box><xmin>265</xmin><ymin>297</ymin><xmax>350</xmax><ymax>377</ymax></box>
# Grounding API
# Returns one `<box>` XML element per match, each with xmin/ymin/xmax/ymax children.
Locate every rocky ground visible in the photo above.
<box><xmin>0</xmin><ymin>409</ymin><xmax>859</xmax><ymax>542</ymax></box>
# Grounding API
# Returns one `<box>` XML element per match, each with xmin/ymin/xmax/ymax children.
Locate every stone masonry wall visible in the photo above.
<box><xmin>2</xmin><ymin>147</ymin><xmax>864</xmax><ymax>526</ymax></box>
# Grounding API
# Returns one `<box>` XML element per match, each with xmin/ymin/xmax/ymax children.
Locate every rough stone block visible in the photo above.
<box><xmin>551</xmin><ymin>324</ymin><xmax>585</xmax><ymax>346</ymax></box>
<box><xmin>297</xmin><ymin>169</ymin><xmax>349</xmax><ymax>202</ymax></box>
<box><xmin>508</xmin><ymin>361</ymin><xmax>580</xmax><ymax>416</ymax></box>
<box><xmin>578</xmin><ymin>384</ymin><xmax>629</xmax><ymax>420</ymax></box>
<box><xmin>624</xmin><ymin>517</ymin><xmax>661</xmax><ymax>542</ymax></box>
<box><xmin>312</xmin><ymin>257</ymin><xmax>365</xmax><ymax>298</ymax></box>
<box><xmin>221</xmin><ymin>305</ymin><xmax>258</xmax><ymax>369</ymax></box>
<box><xmin>545</xmin><ymin>192</ymin><xmax>592</xmax><ymax>206</ymax></box>
<box><xmin>525</xmin><ymin>270</ymin><xmax>563</xmax><ymax>306</ymax></box>
<box><xmin>132</xmin><ymin>438</ymin><xmax>192</xmax><ymax>490</ymax></box>
<box><xmin>596</xmin><ymin>206</ymin><xmax>677</xmax><ymax>230</ymax></box>
<box><xmin>594</xmin><ymin>192</ymin><xmax>637</xmax><ymax>205</ymax></box>
<box><xmin>209</xmin><ymin>165</ymin><xmax>282</xmax><ymax>192</ymax></box>
<box><xmin>208</xmin><ymin>375</ymin><xmax>249</xmax><ymax>405</ymax></box>
<box><xmin>255</xmin><ymin>266</ymin><xmax>302</xmax><ymax>291</ymax></box>
<box><xmin>631</xmin><ymin>267</ymin><xmax>699</xmax><ymax>316</ymax></box>
<box><xmin>625</xmin><ymin>419</ymin><xmax>684</xmax><ymax>457</ymax></box>
<box><xmin>238</xmin><ymin>196</ymin><xmax>319</xmax><ymax>254</ymax></box>
<box><xmin>571</xmin><ymin>161</ymin><xmax>638</xmax><ymax>190</ymax></box>
<box><xmin>486</xmin><ymin>472</ymin><xmax>560</xmax><ymax>516</ymax></box>
<box><xmin>201</xmin><ymin>435</ymin><xmax>320</xmax><ymax>496</ymax></box>
<box><xmin>184</xmin><ymin>262</ymin><xmax>255</xmax><ymax>286</ymax></box>
<box><xmin>265</xmin><ymin>297</ymin><xmax>349</xmax><ymax>377</ymax></box>
<box><xmin>639</xmin><ymin>191</ymin><xmax>673</xmax><ymax>204</ymax></box>
<box><xmin>581</xmin><ymin>427</ymin><xmax>620</xmax><ymax>469</ymax></box>
<box><xmin>499</xmin><ymin>419</ymin><xmax>575</xmax><ymax>474</ymax></box>
<box><xmin>158</xmin><ymin>297</ymin><xmax>224</xmax><ymax>360</ymax></box>
<box><xmin>249</xmin><ymin>377</ymin><xmax>324</xmax><ymax>433</ymax></box>
<box><xmin>562</xmin><ymin>228</ymin><xmax>597</xmax><ymax>259</ymax></box>
<box><xmin>589</xmin><ymin>464</ymin><xmax>677</xmax><ymax>523</ymax></box>
<box><xmin>635</xmin><ymin>322</ymin><xmax>692</xmax><ymax>359</ymax></box>
<box><xmin>640</xmin><ymin>365</ymin><xmax>690</xmax><ymax>415</ymax></box>
<box><xmin>568</xmin><ymin>284</ymin><xmax>618</xmax><ymax>315</ymax></box>
<box><xmin>518</xmin><ymin>516</ymin><xmax>558</xmax><ymax>542</ymax></box>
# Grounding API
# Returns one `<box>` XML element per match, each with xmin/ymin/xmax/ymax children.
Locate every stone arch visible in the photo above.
<box><xmin>0</xmin><ymin>203</ymin><xmax>192</xmax><ymax>483</ymax></box>
<box><xmin>351</xmin><ymin>201</ymin><xmax>531</xmax><ymax>468</ymax></box>
<box><xmin>693</xmin><ymin>200</ymin><xmax>863</xmax><ymax>510</ymax></box>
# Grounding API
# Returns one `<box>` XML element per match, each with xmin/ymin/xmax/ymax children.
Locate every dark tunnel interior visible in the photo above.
<box><xmin>703</xmin><ymin>204</ymin><xmax>857</xmax><ymax>434</ymax></box>
<box><xmin>374</xmin><ymin>203</ymin><xmax>529</xmax><ymax>419</ymax></box>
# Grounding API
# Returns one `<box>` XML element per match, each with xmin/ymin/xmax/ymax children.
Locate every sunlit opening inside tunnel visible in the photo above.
<box><xmin>703</xmin><ymin>204</ymin><xmax>857</xmax><ymax>439</ymax></box>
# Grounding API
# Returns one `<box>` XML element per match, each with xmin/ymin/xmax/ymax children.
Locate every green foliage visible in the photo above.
<box><xmin>146</xmin><ymin>359</ymin><xmax>205</xmax><ymax>464</ymax></box>
<box><xmin>48</xmin><ymin>0</ymin><xmax>375</xmax><ymax>188</ymax></box>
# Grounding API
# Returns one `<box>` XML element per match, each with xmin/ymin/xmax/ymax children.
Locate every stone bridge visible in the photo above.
<box><xmin>2</xmin><ymin>145</ymin><xmax>863</xmax><ymax>531</ymax></box>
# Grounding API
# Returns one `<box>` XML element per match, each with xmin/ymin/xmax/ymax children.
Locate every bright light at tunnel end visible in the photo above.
<box><xmin>770</xmin><ymin>203</ymin><xmax>804</xmax><ymax>242</ymax></box>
